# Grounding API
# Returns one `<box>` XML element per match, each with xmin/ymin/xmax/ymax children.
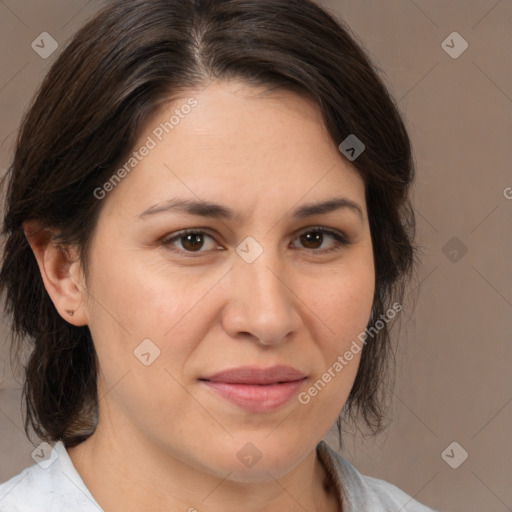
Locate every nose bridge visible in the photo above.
<box><xmin>225</xmin><ymin>237</ymin><xmax>299</xmax><ymax>344</ymax></box>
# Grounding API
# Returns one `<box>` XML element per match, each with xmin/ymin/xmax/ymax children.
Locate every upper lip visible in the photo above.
<box><xmin>200</xmin><ymin>365</ymin><xmax>307</xmax><ymax>385</ymax></box>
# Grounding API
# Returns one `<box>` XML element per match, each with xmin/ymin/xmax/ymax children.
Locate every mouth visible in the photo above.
<box><xmin>199</xmin><ymin>365</ymin><xmax>307</xmax><ymax>412</ymax></box>
<box><xmin>200</xmin><ymin>365</ymin><xmax>307</xmax><ymax>384</ymax></box>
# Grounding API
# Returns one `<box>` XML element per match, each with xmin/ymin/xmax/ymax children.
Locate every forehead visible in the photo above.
<box><xmin>100</xmin><ymin>81</ymin><xmax>366</xmax><ymax>218</ymax></box>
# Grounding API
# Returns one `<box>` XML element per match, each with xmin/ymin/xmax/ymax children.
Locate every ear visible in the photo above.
<box><xmin>23</xmin><ymin>220</ymin><xmax>89</xmax><ymax>326</ymax></box>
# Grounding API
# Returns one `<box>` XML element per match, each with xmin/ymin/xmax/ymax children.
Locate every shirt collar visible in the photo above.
<box><xmin>316</xmin><ymin>439</ymin><xmax>382</xmax><ymax>511</ymax></box>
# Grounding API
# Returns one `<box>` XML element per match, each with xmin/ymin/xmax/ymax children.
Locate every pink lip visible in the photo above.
<box><xmin>200</xmin><ymin>365</ymin><xmax>307</xmax><ymax>413</ymax></box>
<box><xmin>202</xmin><ymin>365</ymin><xmax>306</xmax><ymax>384</ymax></box>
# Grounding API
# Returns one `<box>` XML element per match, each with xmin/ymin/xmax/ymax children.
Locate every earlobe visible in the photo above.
<box><xmin>23</xmin><ymin>220</ymin><xmax>88</xmax><ymax>326</ymax></box>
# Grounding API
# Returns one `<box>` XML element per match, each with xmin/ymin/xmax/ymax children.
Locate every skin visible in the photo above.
<box><xmin>25</xmin><ymin>80</ymin><xmax>375</xmax><ymax>512</ymax></box>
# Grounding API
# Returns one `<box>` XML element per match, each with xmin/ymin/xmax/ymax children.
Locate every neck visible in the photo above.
<box><xmin>67</xmin><ymin>421</ymin><xmax>341</xmax><ymax>512</ymax></box>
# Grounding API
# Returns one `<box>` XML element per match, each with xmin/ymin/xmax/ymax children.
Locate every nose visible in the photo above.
<box><xmin>221</xmin><ymin>244</ymin><xmax>301</xmax><ymax>347</ymax></box>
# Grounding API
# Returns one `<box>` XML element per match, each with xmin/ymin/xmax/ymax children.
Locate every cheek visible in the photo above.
<box><xmin>311</xmin><ymin>258</ymin><xmax>375</xmax><ymax>349</ymax></box>
<box><xmin>87</xmin><ymin>243</ymin><xmax>188</xmax><ymax>331</ymax></box>
<box><xmin>85</xmin><ymin>245</ymin><xmax>217</xmax><ymax>377</ymax></box>
<box><xmin>86</xmin><ymin>227</ymin><xmax>374</xmax><ymax>372</ymax></box>
<box><xmin>299</xmin><ymin>266</ymin><xmax>373</xmax><ymax>417</ymax></box>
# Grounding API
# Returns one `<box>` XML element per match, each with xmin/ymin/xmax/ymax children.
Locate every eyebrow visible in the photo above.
<box><xmin>138</xmin><ymin>197</ymin><xmax>364</xmax><ymax>222</ymax></box>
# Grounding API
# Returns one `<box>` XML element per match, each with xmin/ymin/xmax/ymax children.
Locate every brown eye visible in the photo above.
<box><xmin>162</xmin><ymin>229</ymin><xmax>219</xmax><ymax>254</ymax></box>
<box><xmin>162</xmin><ymin>226</ymin><xmax>350</xmax><ymax>258</ymax></box>
<box><xmin>299</xmin><ymin>231</ymin><xmax>324</xmax><ymax>249</ymax></box>
<box><xmin>292</xmin><ymin>227</ymin><xmax>350</xmax><ymax>254</ymax></box>
<box><xmin>181</xmin><ymin>233</ymin><xmax>205</xmax><ymax>252</ymax></box>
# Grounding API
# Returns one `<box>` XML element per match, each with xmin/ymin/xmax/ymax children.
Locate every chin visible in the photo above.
<box><xmin>199</xmin><ymin>436</ymin><xmax>309</xmax><ymax>482</ymax></box>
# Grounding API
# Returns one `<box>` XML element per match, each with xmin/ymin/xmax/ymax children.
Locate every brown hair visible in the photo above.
<box><xmin>0</xmin><ymin>0</ymin><xmax>417</xmax><ymax>449</ymax></box>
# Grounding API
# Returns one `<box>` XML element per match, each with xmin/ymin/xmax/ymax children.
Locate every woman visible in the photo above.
<box><xmin>0</xmin><ymin>0</ymin><xmax>435</xmax><ymax>510</ymax></box>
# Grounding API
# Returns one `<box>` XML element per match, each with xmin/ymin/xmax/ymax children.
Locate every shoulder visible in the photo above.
<box><xmin>317</xmin><ymin>441</ymin><xmax>437</xmax><ymax>511</ymax></box>
<box><xmin>0</xmin><ymin>442</ymin><xmax>101</xmax><ymax>512</ymax></box>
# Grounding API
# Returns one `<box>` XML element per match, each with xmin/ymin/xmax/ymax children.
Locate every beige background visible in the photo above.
<box><xmin>0</xmin><ymin>1</ymin><xmax>511</xmax><ymax>511</ymax></box>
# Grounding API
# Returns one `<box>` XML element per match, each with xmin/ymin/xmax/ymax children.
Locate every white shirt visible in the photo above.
<box><xmin>0</xmin><ymin>440</ymin><xmax>437</xmax><ymax>511</ymax></box>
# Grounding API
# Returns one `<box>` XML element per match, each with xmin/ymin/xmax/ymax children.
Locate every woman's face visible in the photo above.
<box><xmin>81</xmin><ymin>80</ymin><xmax>375</xmax><ymax>480</ymax></box>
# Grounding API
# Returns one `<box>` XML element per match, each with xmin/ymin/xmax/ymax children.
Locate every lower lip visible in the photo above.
<box><xmin>201</xmin><ymin>379</ymin><xmax>305</xmax><ymax>413</ymax></box>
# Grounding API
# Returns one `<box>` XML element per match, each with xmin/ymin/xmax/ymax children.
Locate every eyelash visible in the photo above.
<box><xmin>161</xmin><ymin>226</ymin><xmax>351</xmax><ymax>258</ymax></box>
